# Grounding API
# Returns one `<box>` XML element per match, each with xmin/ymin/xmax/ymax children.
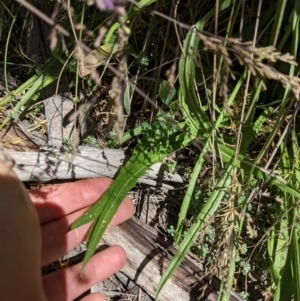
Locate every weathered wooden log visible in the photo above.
<box><xmin>63</xmin><ymin>217</ymin><xmax>245</xmax><ymax>301</ymax></box>
<box><xmin>8</xmin><ymin>147</ymin><xmax>184</xmax><ymax>189</ymax></box>
<box><xmin>100</xmin><ymin>217</ymin><xmax>244</xmax><ymax>301</ymax></box>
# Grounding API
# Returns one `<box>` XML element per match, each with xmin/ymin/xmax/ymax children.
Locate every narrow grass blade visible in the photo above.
<box><xmin>0</xmin><ymin>59</ymin><xmax>59</xmax><ymax>129</ymax></box>
<box><xmin>179</xmin><ymin>0</ymin><xmax>235</xmax><ymax>132</ymax></box>
<box><xmin>4</xmin><ymin>6</ymin><xmax>18</xmax><ymax>92</ymax></box>
<box><xmin>178</xmin><ymin>25</ymin><xmax>211</xmax><ymax>134</ymax></box>
<box><xmin>290</xmin><ymin>228</ymin><xmax>300</xmax><ymax>301</ymax></box>
<box><xmin>177</xmin><ymin>0</ymin><xmax>236</xmax><ymax>135</ymax></box>
<box><xmin>270</xmin><ymin>0</ymin><xmax>288</xmax><ymax>46</ymax></box>
<box><xmin>218</xmin><ymin>245</ymin><xmax>237</xmax><ymax>301</ymax></box>
<box><xmin>174</xmin><ymin>149</ymin><xmax>206</xmax><ymax>244</ymax></box>
<box><xmin>273</xmin><ymin>252</ymin><xmax>293</xmax><ymax>301</ymax></box>
<box><xmin>241</xmin><ymin>106</ymin><xmax>274</xmax><ymax>154</ymax></box>
<box><xmin>156</xmin><ymin>164</ymin><xmax>232</xmax><ymax>299</ymax></box>
<box><xmin>79</xmin><ymin>161</ymin><xmax>147</xmax><ymax>270</ymax></box>
<box><xmin>268</xmin><ymin>144</ymin><xmax>289</xmax><ymax>300</ymax></box>
<box><xmin>174</xmin><ymin>0</ymin><xmax>236</xmax><ymax>242</ymax></box>
<box><xmin>289</xmin><ymin>130</ymin><xmax>300</xmax><ymax>300</ymax></box>
<box><xmin>0</xmin><ymin>73</ymin><xmax>39</xmax><ymax>107</ymax></box>
<box><xmin>218</xmin><ymin>143</ymin><xmax>300</xmax><ymax>199</ymax></box>
<box><xmin>70</xmin><ymin>154</ymin><xmax>150</xmax><ymax>230</ymax></box>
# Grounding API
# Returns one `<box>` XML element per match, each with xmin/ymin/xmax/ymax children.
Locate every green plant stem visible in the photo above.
<box><xmin>174</xmin><ymin>150</ymin><xmax>206</xmax><ymax>244</ymax></box>
<box><xmin>4</xmin><ymin>7</ymin><xmax>18</xmax><ymax>92</ymax></box>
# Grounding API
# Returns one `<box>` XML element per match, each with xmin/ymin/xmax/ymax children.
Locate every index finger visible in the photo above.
<box><xmin>29</xmin><ymin>178</ymin><xmax>115</xmax><ymax>224</ymax></box>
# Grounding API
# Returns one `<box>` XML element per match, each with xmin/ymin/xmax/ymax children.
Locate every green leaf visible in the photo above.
<box><xmin>158</xmin><ymin>80</ymin><xmax>176</xmax><ymax>107</ymax></box>
<box><xmin>156</xmin><ymin>164</ymin><xmax>233</xmax><ymax>299</ymax></box>
<box><xmin>0</xmin><ymin>58</ymin><xmax>59</xmax><ymax>129</ymax></box>
<box><xmin>273</xmin><ymin>249</ymin><xmax>293</xmax><ymax>301</ymax></box>
<box><xmin>174</xmin><ymin>149</ymin><xmax>205</xmax><ymax>244</ymax></box>
<box><xmin>78</xmin><ymin>161</ymin><xmax>147</xmax><ymax>270</ymax></box>
<box><xmin>123</xmin><ymin>84</ymin><xmax>132</xmax><ymax>115</ymax></box>
<box><xmin>289</xmin><ymin>131</ymin><xmax>300</xmax><ymax>300</ymax></box>
<box><xmin>176</xmin><ymin>0</ymin><xmax>239</xmax><ymax>135</ymax></box>
<box><xmin>178</xmin><ymin>25</ymin><xmax>212</xmax><ymax>135</ymax></box>
<box><xmin>70</xmin><ymin>116</ymin><xmax>195</xmax><ymax>270</ymax></box>
<box><xmin>240</xmin><ymin>106</ymin><xmax>274</xmax><ymax>154</ymax></box>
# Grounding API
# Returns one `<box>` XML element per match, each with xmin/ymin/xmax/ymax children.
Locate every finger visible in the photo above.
<box><xmin>80</xmin><ymin>293</ymin><xmax>105</xmax><ymax>301</ymax></box>
<box><xmin>41</xmin><ymin>197</ymin><xmax>133</xmax><ymax>266</ymax></box>
<box><xmin>43</xmin><ymin>246</ymin><xmax>126</xmax><ymax>301</ymax></box>
<box><xmin>29</xmin><ymin>178</ymin><xmax>115</xmax><ymax>224</ymax></box>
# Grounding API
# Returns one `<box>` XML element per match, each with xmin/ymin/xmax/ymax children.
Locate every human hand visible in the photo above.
<box><xmin>0</xmin><ymin>160</ymin><xmax>134</xmax><ymax>301</ymax></box>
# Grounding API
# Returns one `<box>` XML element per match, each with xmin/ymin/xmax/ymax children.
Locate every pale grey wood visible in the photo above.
<box><xmin>9</xmin><ymin>146</ymin><xmax>184</xmax><ymax>188</ymax></box>
<box><xmin>44</xmin><ymin>93</ymin><xmax>75</xmax><ymax>147</ymax></box>
<box><xmin>60</xmin><ymin>219</ymin><xmax>245</xmax><ymax>301</ymax></box>
<box><xmin>100</xmin><ymin>217</ymin><xmax>245</xmax><ymax>301</ymax></box>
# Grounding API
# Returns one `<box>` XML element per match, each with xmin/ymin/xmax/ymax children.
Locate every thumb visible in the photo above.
<box><xmin>0</xmin><ymin>160</ymin><xmax>46</xmax><ymax>301</ymax></box>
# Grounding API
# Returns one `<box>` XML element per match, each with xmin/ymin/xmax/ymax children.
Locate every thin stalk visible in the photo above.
<box><xmin>4</xmin><ymin>7</ymin><xmax>18</xmax><ymax>92</ymax></box>
<box><xmin>270</xmin><ymin>0</ymin><xmax>288</xmax><ymax>47</ymax></box>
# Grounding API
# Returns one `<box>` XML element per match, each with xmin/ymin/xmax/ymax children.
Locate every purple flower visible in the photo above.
<box><xmin>94</xmin><ymin>0</ymin><xmax>116</xmax><ymax>11</ymax></box>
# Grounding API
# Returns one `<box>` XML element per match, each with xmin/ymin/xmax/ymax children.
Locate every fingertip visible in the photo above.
<box><xmin>91</xmin><ymin>245</ymin><xmax>127</xmax><ymax>279</ymax></box>
<box><xmin>111</xmin><ymin>245</ymin><xmax>127</xmax><ymax>267</ymax></box>
<box><xmin>43</xmin><ymin>246</ymin><xmax>127</xmax><ymax>301</ymax></box>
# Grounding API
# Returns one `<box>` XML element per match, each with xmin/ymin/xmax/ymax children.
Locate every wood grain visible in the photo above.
<box><xmin>99</xmin><ymin>217</ymin><xmax>244</xmax><ymax>301</ymax></box>
<box><xmin>8</xmin><ymin>146</ymin><xmax>184</xmax><ymax>188</ymax></box>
